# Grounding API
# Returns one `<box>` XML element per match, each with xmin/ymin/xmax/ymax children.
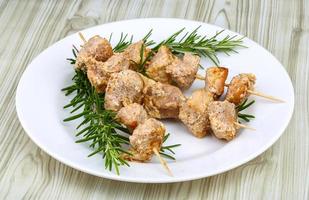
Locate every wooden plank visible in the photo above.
<box><xmin>0</xmin><ymin>0</ymin><xmax>308</xmax><ymax>199</ymax></box>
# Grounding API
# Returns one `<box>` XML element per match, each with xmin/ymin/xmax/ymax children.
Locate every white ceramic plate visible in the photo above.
<box><xmin>16</xmin><ymin>18</ymin><xmax>294</xmax><ymax>183</ymax></box>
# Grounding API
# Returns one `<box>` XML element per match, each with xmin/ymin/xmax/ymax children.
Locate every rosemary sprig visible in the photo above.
<box><xmin>66</xmin><ymin>45</ymin><xmax>79</xmax><ymax>64</ymax></box>
<box><xmin>152</xmin><ymin>26</ymin><xmax>246</xmax><ymax>66</ymax></box>
<box><xmin>236</xmin><ymin>98</ymin><xmax>255</xmax><ymax>122</ymax></box>
<box><xmin>142</xmin><ymin>29</ymin><xmax>156</xmax><ymax>46</ymax></box>
<box><xmin>130</xmin><ymin>30</ymin><xmax>155</xmax><ymax>75</ymax></box>
<box><xmin>110</xmin><ymin>30</ymin><xmax>155</xmax><ymax>53</ymax></box>
<box><xmin>112</xmin><ymin>33</ymin><xmax>133</xmax><ymax>52</ymax></box>
<box><xmin>135</xmin><ymin>43</ymin><xmax>153</xmax><ymax>75</ymax></box>
<box><xmin>160</xmin><ymin>133</ymin><xmax>181</xmax><ymax>160</ymax></box>
<box><xmin>62</xmin><ymin>70</ymin><xmax>131</xmax><ymax>175</ymax></box>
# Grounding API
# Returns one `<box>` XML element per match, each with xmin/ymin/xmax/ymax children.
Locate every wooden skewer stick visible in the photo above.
<box><xmin>153</xmin><ymin>148</ymin><xmax>173</xmax><ymax>176</ymax></box>
<box><xmin>78</xmin><ymin>32</ymin><xmax>87</xmax><ymax>43</ymax></box>
<box><xmin>195</xmin><ymin>74</ymin><xmax>204</xmax><ymax>80</ymax></box>
<box><xmin>247</xmin><ymin>90</ymin><xmax>285</xmax><ymax>103</ymax></box>
<box><xmin>196</xmin><ymin>74</ymin><xmax>284</xmax><ymax>103</ymax></box>
<box><xmin>234</xmin><ymin>122</ymin><xmax>256</xmax><ymax>131</ymax></box>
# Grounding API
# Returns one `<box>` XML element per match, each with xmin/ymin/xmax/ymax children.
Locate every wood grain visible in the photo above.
<box><xmin>0</xmin><ymin>0</ymin><xmax>308</xmax><ymax>199</ymax></box>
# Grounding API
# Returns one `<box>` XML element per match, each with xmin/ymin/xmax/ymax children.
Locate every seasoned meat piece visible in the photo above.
<box><xmin>146</xmin><ymin>46</ymin><xmax>174</xmax><ymax>83</ymax></box>
<box><xmin>179</xmin><ymin>89</ymin><xmax>214</xmax><ymax>138</ymax></box>
<box><xmin>123</xmin><ymin>40</ymin><xmax>150</xmax><ymax>70</ymax></box>
<box><xmin>205</xmin><ymin>67</ymin><xmax>228</xmax><ymax>98</ymax></box>
<box><xmin>142</xmin><ymin>76</ymin><xmax>186</xmax><ymax>119</ymax></box>
<box><xmin>75</xmin><ymin>35</ymin><xmax>113</xmax><ymax>70</ymax></box>
<box><xmin>226</xmin><ymin>73</ymin><xmax>256</xmax><ymax>105</ymax></box>
<box><xmin>116</xmin><ymin>103</ymin><xmax>148</xmax><ymax>130</ymax></box>
<box><xmin>87</xmin><ymin>53</ymin><xmax>130</xmax><ymax>93</ymax></box>
<box><xmin>208</xmin><ymin>101</ymin><xmax>237</xmax><ymax>141</ymax></box>
<box><xmin>104</xmin><ymin>70</ymin><xmax>144</xmax><ymax>111</ymax></box>
<box><xmin>166</xmin><ymin>53</ymin><xmax>200</xmax><ymax>89</ymax></box>
<box><xmin>126</xmin><ymin>118</ymin><xmax>165</xmax><ymax>162</ymax></box>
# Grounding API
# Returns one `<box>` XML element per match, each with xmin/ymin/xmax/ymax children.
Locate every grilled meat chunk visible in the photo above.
<box><xmin>86</xmin><ymin>53</ymin><xmax>131</xmax><ymax>93</ymax></box>
<box><xmin>226</xmin><ymin>73</ymin><xmax>256</xmax><ymax>105</ymax></box>
<box><xmin>126</xmin><ymin>118</ymin><xmax>165</xmax><ymax>162</ymax></box>
<box><xmin>116</xmin><ymin>103</ymin><xmax>148</xmax><ymax>130</ymax></box>
<box><xmin>146</xmin><ymin>46</ymin><xmax>174</xmax><ymax>83</ymax></box>
<box><xmin>142</xmin><ymin>76</ymin><xmax>186</xmax><ymax>119</ymax></box>
<box><xmin>205</xmin><ymin>67</ymin><xmax>228</xmax><ymax>99</ymax></box>
<box><xmin>166</xmin><ymin>53</ymin><xmax>200</xmax><ymax>89</ymax></box>
<box><xmin>75</xmin><ymin>35</ymin><xmax>113</xmax><ymax>70</ymax></box>
<box><xmin>179</xmin><ymin>89</ymin><xmax>214</xmax><ymax>138</ymax></box>
<box><xmin>104</xmin><ymin>70</ymin><xmax>144</xmax><ymax>111</ymax></box>
<box><xmin>208</xmin><ymin>100</ymin><xmax>238</xmax><ymax>141</ymax></box>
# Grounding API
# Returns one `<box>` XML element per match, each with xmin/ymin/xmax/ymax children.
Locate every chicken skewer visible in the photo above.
<box><xmin>202</xmin><ymin>68</ymin><xmax>255</xmax><ymax>131</ymax></box>
<box><xmin>144</xmin><ymin>66</ymin><xmax>254</xmax><ymax>138</ymax></box>
<box><xmin>104</xmin><ymin>73</ymin><xmax>173</xmax><ymax>175</ymax></box>
<box><xmin>179</xmin><ymin>66</ymin><xmax>254</xmax><ymax>138</ymax></box>
<box><xmin>105</xmin><ymin>75</ymin><xmax>173</xmax><ymax>175</ymax></box>
<box><xmin>195</xmin><ymin>67</ymin><xmax>254</xmax><ymax>125</ymax></box>
<box><xmin>77</xmin><ymin>33</ymin><xmax>173</xmax><ymax>175</ymax></box>
<box><xmin>78</xmin><ymin>32</ymin><xmax>275</xmax><ymax>107</ymax></box>
<box><xmin>195</xmin><ymin>70</ymin><xmax>284</xmax><ymax>103</ymax></box>
<box><xmin>179</xmin><ymin>87</ymin><xmax>254</xmax><ymax>138</ymax></box>
<box><xmin>147</xmin><ymin>64</ymin><xmax>255</xmax><ymax>135</ymax></box>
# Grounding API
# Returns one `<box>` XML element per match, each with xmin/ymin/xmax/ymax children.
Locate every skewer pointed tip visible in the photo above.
<box><xmin>234</xmin><ymin>122</ymin><xmax>256</xmax><ymax>131</ymax></box>
<box><xmin>78</xmin><ymin>32</ymin><xmax>87</xmax><ymax>43</ymax></box>
<box><xmin>153</xmin><ymin>148</ymin><xmax>173</xmax><ymax>177</ymax></box>
<box><xmin>247</xmin><ymin>90</ymin><xmax>285</xmax><ymax>103</ymax></box>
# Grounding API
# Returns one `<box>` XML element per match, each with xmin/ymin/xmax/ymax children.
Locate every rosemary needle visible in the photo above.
<box><xmin>236</xmin><ymin>99</ymin><xmax>256</xmax><ymax>122</ymax></box>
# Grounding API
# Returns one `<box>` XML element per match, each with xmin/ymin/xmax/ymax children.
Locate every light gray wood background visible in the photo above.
<box><xmin>0</xmin><ymin>0</ymin><xmax>308</xmax><ymax>199</ymax></box>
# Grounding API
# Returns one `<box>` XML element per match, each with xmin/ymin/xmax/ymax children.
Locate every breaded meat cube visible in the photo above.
<box><xmin>86</xmin><ymin>53</ymin><xmax>131</xmax><ymax>93</ymax></box>
<box><xmin>208</xmin><ymin>100</ymin><xmax>238</xmax><ymax>141</ymax></box>
<box><xmin>146</xmin><ymin>46</ymin><xmax>174</xmax><ymax>83</ymax></box>
<box><xmin>126</xmin><ymin>118</ymin><xmax>165</xmax><ymax>162</ymax></box>
<box><xmin>166</xmin><ymin>53</ymin><xmax>200</xmax><ymax>89</ymax></box>
<box><xmin>104</xmin><ymin>70</ymin><xmax>144</xmax><ymax>111</ymax></box>
<box><xmin>142</xmin><ymin>76</ymin><xmax>186</xmax><ymax>119</ymax></box>
<box><xmin>205</xmin><ymin>67</ymin><xmax>228</xmax><ymax>99</ymax></box>
<box><xmin>179</xmin><ymin>89</ymin><xmax>214</xmax><ymax>138</ymax></box>
<box><xmin>75</xmin><ymin>35</ymin><xmax>113</xmax><ymax>70</ymax></box>
<box><xmin>226</xmin><ymin>73</ymin><xmax>256</xmax><ymax>105</ymax></box>
<box><xmin>116</xmin><ymin>103</ymin><xmax>148</xmax><ymax>130</ymax></box>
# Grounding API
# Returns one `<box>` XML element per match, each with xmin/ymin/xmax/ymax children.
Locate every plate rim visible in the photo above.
<box><xmin>15</xmin><ymin>17</ymin><xmax>295</xmax><ymax>183</ymax></box>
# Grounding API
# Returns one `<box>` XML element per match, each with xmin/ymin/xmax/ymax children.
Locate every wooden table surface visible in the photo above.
<box><xmin>0</xmin><ymin>0</ymin><xmax>308</xmax><ymax>199</ymax></box>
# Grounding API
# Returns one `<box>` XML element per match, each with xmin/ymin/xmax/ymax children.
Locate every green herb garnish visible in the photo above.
<box><xmin>152</xmin><ymin>26</ymin><xmax>246</xmax><ymax>66</ymax></box>
<box><xmin>236</xmin><ymin>98</ymin><xmax>255</xmax><ymax>122</ymax></box>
